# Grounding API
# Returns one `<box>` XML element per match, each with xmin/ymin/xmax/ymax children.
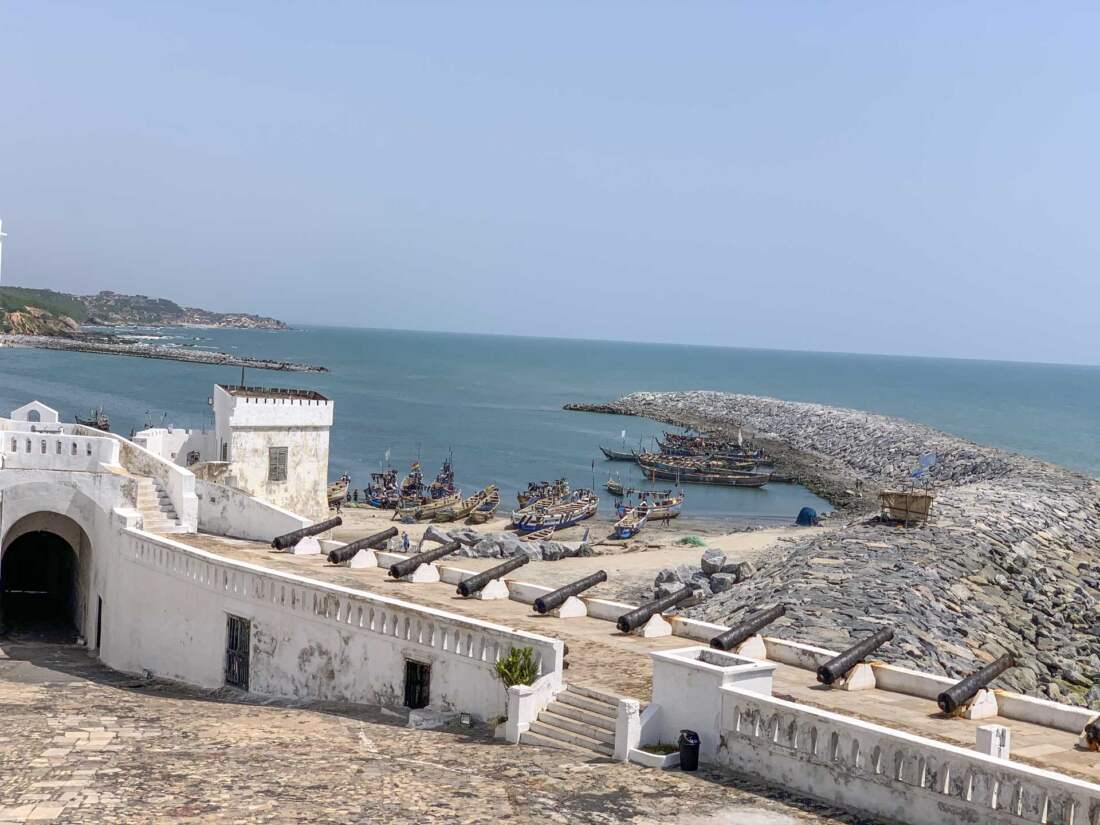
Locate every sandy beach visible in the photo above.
<box><xmin>330</xmin><ymin>505</ymin><xmax>820</xmax><ymax>602</ymax></box>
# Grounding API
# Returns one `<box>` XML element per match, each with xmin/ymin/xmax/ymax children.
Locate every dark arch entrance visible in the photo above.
<box><xmin>0</xmin><ymin>531</ymin><xmax>79</xmax><ymax>641</ymax></box>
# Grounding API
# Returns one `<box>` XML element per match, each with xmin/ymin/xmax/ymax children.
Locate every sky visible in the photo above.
<box><xmin>0</xmin><ymin>1</ymin><xmax>1098</xmax><ymax>364</ymax></box>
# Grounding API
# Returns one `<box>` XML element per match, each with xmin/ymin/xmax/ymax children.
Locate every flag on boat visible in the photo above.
<box><xmin>620</xmin><ymin>429</ymin><xmax>626</xmax><ymax>440</ymax></box>
<box><xmin>411</xmin><ymin>461</ymin><xmax>420</xmax><ymax>470</ymax></box>
<box><xmin>384</xmin><ymin>448</ymin><xmax>391</xmax><ymax>463</ymax></box>
<box><xmin>737</xmin><ymin>427</ymin><xmax>744</xmax><ymax>447</ymax></box>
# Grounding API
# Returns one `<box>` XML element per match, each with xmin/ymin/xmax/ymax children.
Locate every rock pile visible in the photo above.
<box><xmin>604</xmin><ymin>391</ymin><xmax>1100</xmax><ymax>705</ymax></box>
<box><xmin>416</xmin><ymin>526</ymin><xmax>593</xmax><ymax>563</ymax></box>
<box><xmin>654</xmin><ymin>548</ymin><xmax>756</xmax><ymax>600</ymax></box>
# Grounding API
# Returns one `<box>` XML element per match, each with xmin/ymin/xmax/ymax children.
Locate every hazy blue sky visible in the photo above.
<box><xmin>1</xmin><ymin>2</ymin><xmax>1097</xmax><ymax>363</ymax></box>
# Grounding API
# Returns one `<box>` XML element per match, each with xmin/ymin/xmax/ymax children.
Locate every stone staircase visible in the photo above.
<box><xmin>135</xmin><ymin>477</ymin><xmax>186</xmax><ymax>533</ymax></box>
<box><xmin>519</xmin><ymin>684</ymin><xmax>618</xmax><ymax>757</ymax></box>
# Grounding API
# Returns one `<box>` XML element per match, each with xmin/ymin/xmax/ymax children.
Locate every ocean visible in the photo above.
<box><xmin>3</xmin><ymin>326</ymin><xmax>1097</xmax><ymax>523</ymax></box>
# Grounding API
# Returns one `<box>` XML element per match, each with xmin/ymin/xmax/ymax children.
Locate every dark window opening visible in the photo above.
<box><xmin>268</xmin><ymin>446</ymin><xmax>288</xmax><ymax>482</ymax></box>
<box><xmin>0</xmin><ymin>531</ymin><xmax>79</xmax><ymax>642</ymax></box>
<box><xmin>404</xmin><ymin>659</ymin><xmax>431</xmax><ymax>709</ymax></box>
<box><xmin>225</xmin><ymin>614</ymin><xmax>251</xmax><ymax>690</ymax></box>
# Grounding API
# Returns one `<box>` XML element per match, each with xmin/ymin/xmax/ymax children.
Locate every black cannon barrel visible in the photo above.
<box><xmin>456</xmin><ymin>555</ymin><xmax>530</xmax><ymax>597</ymax></box>
<box><xmin>710</xmin><ymin>604</ymin><xmax>786</xmax><ymax>651</ymax></box>
<box><xmin>937</xmin><ymin>654</ymin><xmax>1016</xmax><ymax>714</ymax></box>
<box><xmin>388</xmin><ymin>539</ymin><xmax>461</xmax><ymax>579</ymax></box>
<box><xmin>326</xmin><ymin>527</ymin><xmax>399</xmax><ymax>565</ymax></box>
<box><xmin>534</xmin><ymin>571</ymin><xmax>608</xmax><ymax>614</ymax></box>
<box><xmin>271</xmin><ymin>516</ymin><xmax>343</xmax><ymax>550</ymax></box>
<box><xmin>616</xmin><ymin>587</ymin><xmax>694</xmax><ymax>633</ymax></box>
<box><xmin>816</xmin><ymin>627</ymin><xmax>894</xmax><ymax>685</ymax></box>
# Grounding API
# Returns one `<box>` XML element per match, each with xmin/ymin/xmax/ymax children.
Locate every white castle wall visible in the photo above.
<box><xmin>106</xmin><ymin>529</ymin><xmax>563</xmax><ymax>721</ymax></box>
<box><xmin>194</xmin><ymin>479</ymin><xmax>310</xmax><ymax>541</ymax></box>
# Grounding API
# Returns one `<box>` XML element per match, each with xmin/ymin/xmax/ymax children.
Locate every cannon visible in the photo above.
<box><xmin>456</xmin><ymin>555</ymin><xmax>530</xmax><ymax>597</ymax></box>
<box><xmin>616</xmin><ymin>587</ymin><xmax>694</xmax><ymax>633</ymax></box>
<box><xmin>270</xmin><ymin>516</ymin><xmax>343</xmax><ymax>550</ymax></box>
<box><xmin>937</xmin><ymin>654</ymin><xmax>1016</xmax><ymax>715</ymax></box>
<box><xmin>534</xmin><ymin>571</ymin><xmax>608</xmax><ymax>614</ymax></box>
<box><xmin>816</xmin><ymin>627</ymin><xmax>894</xmax><ymax>685</ymax></box>
<box><xmin>326</xmin><ymin>527</ymin><xmax>399</xmax><ymax>565</ymax></box>
<box><xmin>710</xmin><ymin>604</ymin><xmax>786</xmax><ymax>651</ymax></box>
<box><xmin>388</xmin><ymin>539</ymin><xmax>461</xmax><ymax>579</ymax></box>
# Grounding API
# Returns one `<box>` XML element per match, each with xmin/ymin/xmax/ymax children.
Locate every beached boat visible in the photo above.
<box><xmin>520</xmin><ymin>526</ymin><xmax>556</xmax><ymax>543</ymax></box>
<box><xmin>517</xmin><ymin>478</ymin><xmax>570</xmax><ymax>508</ymax></box>
<box><xmin>75</xmin><ymin>407</ymin><xmax>110</xmax><ymax>432</ymax></box>
<box><xmin>599</xmin><ymin>445</ymin><xmax>636</xmax><ymax>461</ymax></box>
<box><xmin>466</xmin><ymin>485</ymin><xmax>501</xmax><ymax>524</ymax></box>
<box><xmin>327</xmin><ymin>474</ymin><xmax>350</xmax><ymax>507</ymax></box>
<box><xmin>364</xmin><ymin>468</ymin><xmax>400</xmax><ymax>509</ymax></box>
<box><xmin>613</xmin><ymin>503</ymin><xmax>648</xmax><ymax>539</ymax></box>
<box><xmin>395</xmin><ymin>492</ymin><xmax>462</xmax><ymax>522</ymax></box>
<box><xmin>641</xmin><ymin>464</ymin><xmax>769</xmax><ymax>487</ymax></box>
<box><xmin>626</xmin><ymin>489</ymin><xmax>684</xmax><ymax>521</ymax></box>
<box><xmin>432</xmin><ymin>485</ymin><xmax>496</xmax><ymax>523</ymax></box>
<box><xmin>511</xmin><ymin>489</ymin><xmax>599</xmax><ymax>532</ymax></box>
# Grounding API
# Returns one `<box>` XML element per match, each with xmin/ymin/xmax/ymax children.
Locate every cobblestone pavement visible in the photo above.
<box><xmin>0</xmin><ymin>641</ymin><xmax>870</xmax><ymax>824</ymax></box>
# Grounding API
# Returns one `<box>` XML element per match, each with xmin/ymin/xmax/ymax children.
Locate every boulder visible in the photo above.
<box><xmin>708</xmin><ymin>573</ymin><xmax>738</xmax><ymax>594</ymax></box>
<box><xmin>732</xmin><ymin>561</ymin><xmax>756</xmax><ymax>583</ymax></box>
<box><xmin>700</xmin><ymin>548</ymin><xmax>727</xmax><ymax>575</ymax></box>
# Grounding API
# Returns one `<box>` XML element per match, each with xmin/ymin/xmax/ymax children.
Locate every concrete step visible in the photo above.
<box><xmin>555</xmin><ymin>691</ymin><xmax>618</xmax><ymax>719</ymax></box>
<box><xmin>567</xmin><ymin>684</ymin><xmax>625</xmax><ymax>706</ymax></box>
<box><xmin>536</xmin><ymin>711</ymin><xmax>614</xmax><ymax>745</ymax></box>
<box><xmin>527</xmin><ymin>720</ymin><xmax>614</xmax><ymax>755</ymax></box>
<box><xmin>546</xmin><ymin>701</ymin><xmax>617</xmax><ymax>732</ymax></box>
<box><xmin>518</xmin><ymin>730</ymin><xmax>602</xmax><ymax>756</ymax></box>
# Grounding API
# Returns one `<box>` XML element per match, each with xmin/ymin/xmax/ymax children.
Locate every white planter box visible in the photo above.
<box><xmin>628</xmin><ymin>747</ymin><xmax>681</xmax><ymax>769</ymax></box>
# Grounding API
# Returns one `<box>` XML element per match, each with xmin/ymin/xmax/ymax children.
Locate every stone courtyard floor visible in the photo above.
<box><xmin>0</xmin><ymin>640</ymin><xmax>867</xmax><ymax>824</ymax></box>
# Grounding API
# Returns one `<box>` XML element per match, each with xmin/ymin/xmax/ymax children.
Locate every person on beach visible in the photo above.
<box><xmin>402</xmin><ymin>532</ymin><xmax>410</xmax><ymax>552</ymax></box>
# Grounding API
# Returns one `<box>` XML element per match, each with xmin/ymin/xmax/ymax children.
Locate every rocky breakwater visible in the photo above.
<box><xmin>605</xmin><ymin>391</ymin><xmax>1100</xmax><ymax>705</ymax></box>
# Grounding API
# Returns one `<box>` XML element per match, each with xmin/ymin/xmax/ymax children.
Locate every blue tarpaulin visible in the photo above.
<box><xmin>796</xmin><ymin>506</ymin><xmax>819</xmax><ymax>526</ymax></box>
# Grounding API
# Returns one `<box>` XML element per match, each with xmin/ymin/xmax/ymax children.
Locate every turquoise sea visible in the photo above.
<box><xmin>2</xmin><ymin>327</ymin><xmax>1098</xmax><ymax>523</ymax></box>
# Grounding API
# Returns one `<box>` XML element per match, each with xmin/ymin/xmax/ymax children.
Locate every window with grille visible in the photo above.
<box><xmin>268</xmin><ymin>446</ymin><xmax>288</xmax><ymax>482</ymax></box>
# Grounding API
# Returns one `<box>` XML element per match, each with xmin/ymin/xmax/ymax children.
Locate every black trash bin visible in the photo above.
<box><xmin>678</xmin><ymin>729</ymin><xmax>700</xmax><ymax>771</ymax></box>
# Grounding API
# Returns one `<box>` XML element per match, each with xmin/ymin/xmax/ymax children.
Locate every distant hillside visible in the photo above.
<box><xmin>0</xmin><ymin>286</ymin><xmax>286</xmax><ymax>334</ymax></box>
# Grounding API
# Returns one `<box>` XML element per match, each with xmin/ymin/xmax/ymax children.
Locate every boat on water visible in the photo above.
<box><xmin>599</xmin><ymin>445</ymin><xmax>637</xmax><ymax>461</ymax></box>
<box><xmin>466</xmin><ymin>485</ymin><xmax>501</xmax><ymax>524</ymax></box>
<box><xmin>636</xmin><ymin>453</ymin><xmax>761</xmax><ymax>477</ymax></box>
<box><xmin>605</xmin><ymin>475</ymin><xmax>625</xmax><ymax>497</ymax></box>
<box><xmin>613</xmin><ymin>503</ymin><xmax>648</xmax><ymax>539</ymax></box>
<box><xmin>641</xmin><ymin>464</ymin><xmax>770</xmax><ymax>487</ymax></box>
<box><xmin>511</xmin><ymin>489</ymin><xmax>599</xmax><ymax>532</ymax></box>
<box><xmin>75</xmin><ymin>407</ymin><xmax>110</xmax><ymax>432</ymax></box>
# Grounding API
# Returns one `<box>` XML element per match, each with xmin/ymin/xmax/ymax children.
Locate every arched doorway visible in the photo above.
<box><xmin>0</xmin><ymin>530</ymin><xmax>80</xmax><ymax>641</ymax></box>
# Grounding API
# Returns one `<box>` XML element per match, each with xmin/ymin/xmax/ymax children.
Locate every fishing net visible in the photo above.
<box><xmin>675</xmin><ymin>535</ymin><xmax>706</xmax><ymax>547</ymax></box>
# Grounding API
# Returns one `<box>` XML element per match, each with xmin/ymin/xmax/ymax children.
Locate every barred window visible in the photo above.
<box><xmin>268</xmin><ymin>446</ymin><xmax>288</xmax><ymax>482</ymax></box>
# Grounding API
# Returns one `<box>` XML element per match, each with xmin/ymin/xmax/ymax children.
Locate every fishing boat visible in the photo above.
<box><xmin>599</xmin><ymin>446</ymin><xmax>637</xmax><ymax>461</ymax></box>
<box><xmin>613</xmin><ymin>503</ymin><xmax>648</xmax><ymax>539</ymax></box>
<box><xmin>75</xmin><ymin>407</ymin><xmax>110</xmax><ymax>432</ymax></box>
<box><xmin>520</xmin><ymin>526</ymin><xmax>555</xmax><ymax>543</ymax></box>
<box><xmin>605</xmin><ymin>475</ymin><xmax>625</xmax><ymax>497</ymax></box>
<box><xmin>641</xmin><ymin>464</ymin><xmax>770</xmax><ymax>487</ymax></box>
<box><xmin>395</xmin><ymin>491</ymin><xmax>462</xmax><ymax>522</ymax></box>
<box><xmin>636</xmin><ymin>453</ymin><xmax>760</xmax><ymax>477</ymax></box>
<box><xmin>427</xmin><ymin>457</ymin><xmax>456</xmax><ymax>499</ymax></box>
<box><xmin>511</xmin><ymin>489</ymin><xmax>599</xmax><ymax>532</ymax></box>
<box><xmin>617</xmin><ymin>489</ymin><xmax>684</xmax><ymax>521</ymax></box>
<box><xmin>517</xmin><ymin>479</ymin><xmax>570</xmax><ymax>508</ymax></box>
<box><xmin>327</xmin><ymin>473</ymin><xmax>351</xmax><ymax>507</ymax></box>
<box><xmin>364</xmin><ymin>468</ymin><xmax>400</xmax><ymax>509</ymax></box>
<box><xmin>432</xmin><ymin>485</ymin><xmax>497</xmax><ymax>523</ymax></box>
<box><xmin>466</xmin><ymin>485</ymin><xmax>501</xmax><ymax>524</ymax></box>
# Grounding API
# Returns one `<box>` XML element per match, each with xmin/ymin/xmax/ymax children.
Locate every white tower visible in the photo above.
<box><xmin>0</xmin><ymin>219</ymin><xmax>6</xmax><ymax>284</ymax></box>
